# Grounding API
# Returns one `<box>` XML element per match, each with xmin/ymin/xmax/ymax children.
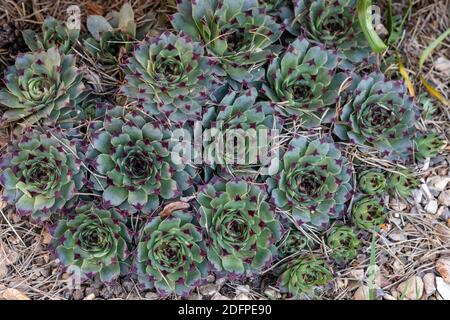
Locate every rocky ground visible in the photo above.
<box><xmin>0</xmin><ymin>0</ymin><xmax>449</xmax><ymax>300</ymax></box>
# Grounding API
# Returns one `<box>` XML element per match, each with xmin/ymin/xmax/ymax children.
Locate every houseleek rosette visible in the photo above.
<box><xmin>278</xmin><ymin>256</ymin><xmax>333</xmax><ymax>296</ymax></box>
<box><xmin>334</xmin><ymin>72</ymin><xmax>418</xmax><ymax>158</ymax></box>
<box><xmin>87</xmin><ymin>106</ymin><xmax>194</xmax><ymax>214</ymax></box>
<box><xmin>0</xmin><ymin>128</ymin><xmax>84</xmax><ymax>221</ymax></box>
<box><xmin>171</xmin><ymin>0</ymin><xmax>283</xmax><ymax>82</ymax></box>
<box><xmin>0</xmin><ymin>47</ymin><xmax>84</xmax><ymax>125</ymax></box>
<box><xmin>197</xmin><ymin>178</ymin><xmax>281</xmax><ymax>275</ymax></box>
<box><xmin>269</xmin><ymin>137</ymin><xmax>353</xmax><ymax>228</ymax></box>
<box><xmin>50</xmin><ymin>202</ymin><xmax>131</xmax><ymax>282</ymax></box>
<box><xmin>326</xmin><ymin>225</ymin><xmax>360</xmax><ymax>264</ymax></box>
<box><xmin>121</xmin><ymin>31</ymin><xmax>220</xmax><ymax>123</ymax></box>
<box><xmin>136</xmin><ymin>209</ymin><xmax>207</xmax><ymax>296</ymax></box>
<box><xmin>286</xmin><ymin>0</ymin><xmax>371</xmax><ymax>66</ymax></box>
<box><xmin>262</xmin><ymin>37</ymin><xmax>345</xmax><ymax>127</ymax></box>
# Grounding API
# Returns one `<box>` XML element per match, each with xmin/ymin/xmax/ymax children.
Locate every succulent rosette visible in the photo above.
<box><xmin>0</xmin><ymin>47</ymin><xmax>85</xmax><ymax>126</ymax></box>
<box><xmin>121</xmin><ymin>31</ymin><xmax>220</xmax><ymax>123</ymax></box>
<box><xmin>351</xmin><ymin>196</ymin><xmax>385</xmax><ymax>230</ymax></box>
<box><xmin>84</xmin><ymin>3</ymin><xmax>151</xmax><ymax>70</ymax></box>
<box><xmin>262</xmin><ymin>37</ymin><xmax>345</xmax><ymax>127</ymax></box>
<box><xmin>203</xmin><ymin>87</ymin><xmax>282</xmax><ymax>177</ymax></box>
<box><xmin>268</xmin><ymin>137</ymin><xmax>353</xmax><ymax>228</ymax></box>
<box><xmin>286</xmin><ymin>0</ymin><xmax>371</xmax><ymax>66</ymax></box>
<box><xmin>334</xmin><ymin>73</ymin><xmax>418</xmax><ymax>158</ymax></box>
<box><xmin>278</xmin><ymin>229</ymin><xmax>314</xmax><ymax>257</ymax></box>
<box><xmin>86</xmin><ymin>106</ymin><xmax>195</xmax><ymax>214</ymax></box>
<box><xmin>358</xmin><ymin>169</ymin><xmax>386</xmax><ymax>195</ymax></box>
<box><xmin>278</xmin><ymin>255</ymin><xmax>333</xmax><ymax>296</ymax></box>
<box><xmin>50</xmin><ymin>202</ymin><xmax>131</xmax><ymax>282</ymax></box>
<box><xmin>171</xmin><ymin>0</ymin><xmax>283</xmax><ymax>82</ymax></box>
<box><xmin>0</xmin><ymin>128</ymin><xmax>84</xmax><ymax>221</ymax></box>
<box><xmin>136</xmin><ymin>209</ymin><xmax>207</xmax><ymax>296</ymax></box>
<box><xmin>326</xmin><ymin>225</ymin><xmax>360</xmax><ymax>264</ymax></box>
<box><xmin>387</xmin><ymin>169</ymin><xmax>420</xmax><ymax>198</ymax></box>
<box><xmin>197</xmin><ymin>178</ymin><xmax>281</xmax><ymax>275</ymax></box>
<box><xmin>22</xmin><ymin>16</ymin><xmax>79</xmax><ymax>54</ymax></box>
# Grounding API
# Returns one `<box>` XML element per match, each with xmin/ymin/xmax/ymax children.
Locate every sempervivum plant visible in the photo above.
<box><xmin>387</xmin><ymin>169</ymin><xmax>420</xmax><ymax>198</ymax></box>
<box><xmin>326</xmin><ymin>225</ymin><xmax>360</xmax><ymax>264</ymax></box>
<box><xmin>268</xmin><ymin>137</ymin><xmax>353</xmax><ymax>228</ymax></box>
<box><xmin>197</xmin><ymin>178</ymin><xmax>281</xmax><ymax>275</ymax></box>
<box><xmin>171</xmin><ymin>0</ymin><xmax>283</xmax><ymax>82</ymax></box>
<box><xmin>414</xmin><ymin>133</ymin><xmax>444</xmax><ymax>161</ymax></box>
<box><xmin>84</xmin><ymin>3</ymin><xmax>150</xmax><ymax>73</ymax></box>
<box><xmin>136</xmin><ymin>208</ymin><xmax>207</xmax><ymax>296</ymax></box>
<box><xmin>278</xmin><ymin>255</ymin><xmax>333</xmax><ymax>296</ymax></box>
<box><xmin>262</xmin><ymin>37</ymin><xmax>345</xmax><ymax>127</ymax></box>
<box><xmin>22</xmin><ymin>16</ymin><xmax>79</xmax><ymax>54</ymax></box>
<box><xmin>0</xmin><ymin>47</ymin><xmax>84</xmax><ymax>126</ymax></box>
<box><xmin>278</xmin><ymin>229</ymin><xmax>314</xmax><ymax>257</ymax></box>
<box><xmin>358</xmin><ymin>169</ymin><xmax>386</xmax><ymax>195</ymax></box>
<box><xmin>121</xmin><ymin>31</ymin><xmax>220</xmax><ymax>123</ymax></box>
<box><xmin>0</xmin><ymin>128</ymin><xmax>84</xmax><ymax>221</ymax></box>
<box><xmin>87</xmin><ymin>106</ymin><xmax>194</xmax><ymax>214</ymax></box>
<box><xmin>50</xmin><ymin>202</ymin><xmax>131</xmax><ymax>282</ymax></box>
<box><xmin>203</xmin><ymin>88</ymin><xmax>282</xmax><ymax>177</ymax></box>
<box><xmin>334</xmin><ymin>73</ymin><xmax>418</xmax><ymax>158</ymax></box>
<box><xmin>286</xmin><ymin>0</ymin><xmax>371</xmax><ymax>66</ymax></box>
<box><xmin>351</xmin><ymin>196</ymin><xmax>385</xmax><ymax>230</ymax></box>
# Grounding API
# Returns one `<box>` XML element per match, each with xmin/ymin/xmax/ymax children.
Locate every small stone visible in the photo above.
<box><xmin>425</xmin><ymin>200</ymin><xmax>438</xmax><ymax>214</ymax></box>
<box><xmin>199</xmin><ymin>284</ymin><xmax>218</xmax><ymax>296</ymax></box>
<box><xmin>437</xmin><ymin>206</ymin><xmax>450</xmax><ymax>220</ymax></box>
<box><xmin>412</xmin><ymin>189</ymin><xmax>423</xmax><ymax>204</ymax></box>
<box><xmin>396</xmin><ymin>276</ymin><xmax>424</xmax><ymax>300</ymax></box>
<box><xmin>436</xmin><ymin>257</ymin><xmax>450</xmax><ymax>283</ymax></box>
<box><xmin>85</xmin><ymin>287</ymin><xmax>99</xmax><ymax>297</ymax></box>
<box><xmin>72</xmin><ymin>289</ymin><xmax>84</xmax><ymax>300</ymax></box>
<box><xmin>349</xmin><ymin>269</ymin><xmax>365</xmax><ymax>281</ymax></box>
<box><xmin>428</xmin><ymin>176</ymin><xmax>450</xmax><ymax>193</ymax></box>
<box><xmin>390</xmin><ymin>198</ymin><xmax>407</xmax><ymax>211</ymax></box>
<box><xmin>235</xmin><ymin>293</ymin><xmax>251</xmax><ymax>300</ymax></box>
<box><xmin>83</xmin><ymin>293</ymin><xmax>95</xmax><ymax>300</ymax></box>
<box><xmin>436</xmin><ymin>277</ymin><xmax>450</xmax><ymax>300</ymax></box>
<box><xmin>211</xmin><ymin>293</ymin><xmax>230</xmax><ymax>300</ymax></box>
<box><xmin>235</xmin><ymin>285</ymin><xmax>250</xmax><ymax>295</ymax></box>
<box><xmin>354</xmin><ymin>286</ymin><xmax>370</xmax><ymax>300</ymax></box>
<box><xmin>388</xmin><ymin>230</ymin><xmax>407</xmax><ymax>242</ymax></box>
<box><xmin>423</xmin><ymin>273</ymin><xmax>436</xmax><ymax>296</ymax></box>
<box><xmin>438</xmin><ymin>190</ymin><xmax>450</xmax><ymax>206</ymax></box>
<box><xmin>264</xmin><ymin>288</ymin><xmax>281</xmax><ymax>299</ymax></box>
<box><xmin>144</xmin><ymin>292</ymin><xmax>159</xmax><ymax>300</ymax></box>
<box><xmin>383</xmin><ymin>293</ymin><xmax>396</xmax><ymax>300</ymax></box>
<box><xmin>435</xmin><ymin>56</ymin><xmax>450</xmax><ymax>76</ymax></box>
<box><xmin>206</xmin><ymin>274</ymin><xmax>215</xmax><ymax>283</ymax></box>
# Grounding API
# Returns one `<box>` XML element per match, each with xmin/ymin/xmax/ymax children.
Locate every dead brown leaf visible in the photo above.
<box><xmin>160</xmin><ymin>201</ymin><xmax>190</xmax><ymax>218</ymax></box>
<box><xmin>0</xmin><ymin>288</ymin><xmax>30</xmax><ymax>300</ymax></box>
<box><xmin>41</xmin><ymin>228</ymin><xmax>52</xmax><ymax>245</ymax></box>
<box><xmin>85</xmin><ymin>3</ymin><xmax>104</xmax><ymax>16</ymax></box>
